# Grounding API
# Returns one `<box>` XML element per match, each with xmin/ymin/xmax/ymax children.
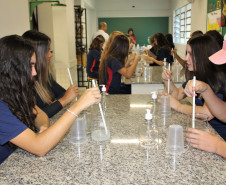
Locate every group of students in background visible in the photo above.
<box><xmin>1</xmin><ymin>24</ymin><xmax>226</xmax><ymax>164</ymax></box>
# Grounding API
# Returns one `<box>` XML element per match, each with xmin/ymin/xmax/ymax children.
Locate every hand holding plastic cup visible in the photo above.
<box><xmin>166</xmin><ymin>125</ymin><xmax>184</xmax><ymax>155</ymax></box>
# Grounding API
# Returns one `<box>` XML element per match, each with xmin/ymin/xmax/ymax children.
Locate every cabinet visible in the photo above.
<box><xmin>74</xmin><ymin>5</ymin><xmax>87</xmax><ymax>87</ymax></box>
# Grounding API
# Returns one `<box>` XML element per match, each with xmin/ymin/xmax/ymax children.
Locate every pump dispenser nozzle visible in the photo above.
<box><xmin>145</xmin><ymin>109</ymin><xmax>152</xmax><ymax>120</ymax></box>
<box><xmin>151</xmin><ymin>91</ymin><xmax>157</xmax><ymax>100</ymax></box>
<box><xmin>100</xmin><ymin>84</ymin><xmax>106</xmax><ymax>92</ymax></box>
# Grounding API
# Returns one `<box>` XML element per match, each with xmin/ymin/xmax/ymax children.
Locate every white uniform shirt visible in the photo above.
<box><xmin>92</xmin><ymin>29</ymin><xmax>109</xmax><ymax>48</ymax></box>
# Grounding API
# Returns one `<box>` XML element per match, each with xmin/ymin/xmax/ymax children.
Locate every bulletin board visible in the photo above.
<box><xmin>207</xmin><ymin>0</ymin><xmax>222</xmax><ymax>32</ymax></box>
<box><xmin>98</xmin><ymin>17</ymin><xmax>169</xmax><ymax>46</ymax></box>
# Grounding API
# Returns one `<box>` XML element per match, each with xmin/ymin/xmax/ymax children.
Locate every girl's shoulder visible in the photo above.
<box><xmin>106</xmin><ymin>56</ymin><xmax>122</xmax><ymax>67</ymax></box>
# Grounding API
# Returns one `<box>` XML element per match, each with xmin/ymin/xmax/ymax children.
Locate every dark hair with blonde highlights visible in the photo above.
<box><xmin>22</xmin><ymin>30</ymin><xmax>53</xmax><ymax>104</ymax></box>
<box><xmin>0</xmin><ymin>35</ymin><xmax>37</xmax><ymax>131</ymax></box>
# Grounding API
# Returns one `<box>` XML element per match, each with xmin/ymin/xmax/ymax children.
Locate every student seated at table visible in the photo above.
<box><xmin>171</xmin><ymin>30</ymin><xmax>204</xmax><ymax>68</ymax></box>
<box><xmin>0</xmin><ymin>35</ymin><xmax>101</xmax><ymax>164</ymax></box>
<box><xmin>86</xmin><ymin>35</ymin><xmax>105</xmax><ymax>79</ymax></box>
<box><xmin>99</xmin><ymin>32</ymin><xmax>141</xmax><ymax>94</ymax></box>
<box><xmin>184</xmin><ymin>80</ymin><xmax>226</xmax><ymax>158</ymax></box>
<box><xmin>23</xmin><ymin>30</ymin><xmax>79</xmax><ymax>118</ymax></box>
<box><xmin>143</xmin><ymin>35</ymin><xmax>157</xmax><ymax>58</ymax></box>
<box><xmin>162</xmin><ymin>35</ymin><xmax>226</xmax><ymax>140</ymax></box>
<box><xmin>165</xmin><ymin>33</ymin><xmax>175</xmax><ymax>62</ymax></box>
<box><xmin>142</xmin><ymin>32</ymin><xmax>172</xmax><ymax>66</ymax></box>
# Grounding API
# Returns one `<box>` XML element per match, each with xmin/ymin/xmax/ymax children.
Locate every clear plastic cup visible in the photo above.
<box><xmin>143</xmin><ymin>67</ymin><xmax>152</xmax><ymax>81</ymax></box>
<box><xmin>166</xmin><ymin>125</ymin><xmax>184</xmax><ymax>155</ymax></box>
<box><xmin>157</xmin><ymin>89</ymin><xmax>166</xmax><ymax>102</ymax></box>
<box><xmin>159</xmin><ymin>95</ymin><xmax>171</xmax><ymax>115</ymax></box>
<box><xmin>70</xmin><ymin>113</ymin><xmax>87</xmax><ymax>144</ymax></box>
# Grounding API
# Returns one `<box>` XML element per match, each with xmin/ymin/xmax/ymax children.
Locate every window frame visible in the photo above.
<box><xmin>173</xmin><ymin>3</ymin><xmax>192</xmax><ymax>45</ymax></box>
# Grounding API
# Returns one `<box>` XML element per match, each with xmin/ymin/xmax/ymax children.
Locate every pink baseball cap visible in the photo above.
<box><xmin>209</xmin><ymin>35</ymin><xmax>226</xmax><ymax>65</ymax></box>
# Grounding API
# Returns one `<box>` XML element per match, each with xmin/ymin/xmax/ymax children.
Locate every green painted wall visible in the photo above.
<box><xmin>98</xmin><ymin>17</ymin><xmax>169</xmax><ymax>46</ymax></box>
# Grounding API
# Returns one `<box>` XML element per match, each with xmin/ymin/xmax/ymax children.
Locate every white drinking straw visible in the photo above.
<box><xmin>167</xmin><ymin>63</ymin><xmax>170</xmax><ymax>94</ymax></box>
<box><xmin>92</xmin><ymin>80</ymin><xmax>108</xmax><ymax>134</ymax></box>
<box><xmin>192</xmin><ymin>76</ymin><xmax>196</xmax><ymax>128</ymax></box>
<box><xmin>67</xmin><ymin>67</ymin><xmax>78</xmax><ymax>101</ymax></box>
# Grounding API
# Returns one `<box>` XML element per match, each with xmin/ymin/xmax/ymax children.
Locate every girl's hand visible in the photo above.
<box><xmin>75</xmin><ymin>87</ymin><xmax>101</xmax><ymax>111</ymax></box>
<box><xmin>59</xmin><ymin>84</ymin><xmax>79</xmax><ymax>106</ymax></box>
<box><xmin>185</xmin><ymin>128</ymin><xmax>221</xmax><ymax>153</ymax></box>
<box><xmin>184</xmin><ymin>80</ymin><xmax>209</xmax><ymax>97</ymax></box>
<box><xmin>171</xmin><ymin>49</ymin><xmax>177</xmax><ymax>56</ymax></box>
<box><xmin>162</xmin><ymin>69</ymin><xmax>172</xmax><ymax>82</ymax></box>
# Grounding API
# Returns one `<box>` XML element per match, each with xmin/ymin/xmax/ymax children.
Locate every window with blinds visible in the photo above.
<box><xmin>173</xmin><ymin>3</ymin><xmax>192</xmax><ymax>44</ymax></box>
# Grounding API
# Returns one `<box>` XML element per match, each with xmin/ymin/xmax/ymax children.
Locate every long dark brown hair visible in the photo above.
<box><xmin>89</xmin><ymin>35</ymin><xmax>105</xmax><ymax>51</ymax></box>
<box><xmin>186</xmin><ymin>35</ymin><xmax>226</xmax><ymax>98</ymax></box>
<box><xmin>99</xmin><ymin>34</ymin><xmax>129</xmax><ymax>84</ymax></box>
<box><xmin>154</xmin><ymin>32</ymin><xmax>170</xmax><ymax>55</ymax></box>
<box><xmin>0</xmin><ymin>35</ymin><xmax>37</xmax><ymax>131</ymax></box>
<box><xmin>22</xmin><ymin>30</ymin><xmax>53</xmax><ymax>104</ymax></box>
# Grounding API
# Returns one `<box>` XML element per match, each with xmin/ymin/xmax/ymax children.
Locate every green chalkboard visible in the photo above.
<box><xmin>98</xmin><ymin>17</ymin><xmax>169</xmax><ymax>46</ymax></box>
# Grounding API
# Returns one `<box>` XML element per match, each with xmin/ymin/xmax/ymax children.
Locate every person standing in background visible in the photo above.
<box><xmin>92</xmin><ymin>22</ymin><xmax>109</xmax><ymax>48</ymax></box>
<box><xmin>128</xmin><ymin>28</ymin><xmax>137</xmax><ymax>45</ymax></box>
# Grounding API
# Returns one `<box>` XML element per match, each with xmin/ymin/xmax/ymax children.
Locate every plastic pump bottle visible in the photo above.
<box><xmin>145</xmin><ymin>109</ymin><xmax>152</xmax><ymax>121</ymax></box>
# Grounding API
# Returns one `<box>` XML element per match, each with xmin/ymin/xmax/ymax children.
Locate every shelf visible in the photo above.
<box><xmin>75</xmin><ymin>5</ymin><xmax>87</xmax><ymax>87</ymax></box>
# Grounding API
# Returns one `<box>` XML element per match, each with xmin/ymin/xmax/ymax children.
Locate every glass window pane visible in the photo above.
<box><xmin>186</xmin><ymin>18</ymin><xmax>191</xmax><ymax>24</ymax></box>
<box><xmin>186</xmin><ymin>25</ymin><xmax>191</xmax><ymax>31</ymax></box>
<box><xmin>186</xmin><ymin>32</ymin><xmax>190</xmax><ymax>38</ymax></box>
<box><xmin>176</xmin><ymin>9</ymin><xmax>180</xmax><ymax>15</ymax></box>
<box><xmin>181</xmin><ymin>13</ymin><xmax>185</xmax><ymax>19</ymax></box>
<box><xmin>187</xmin><ymin>3</ymin><xmax>192</xmax><ymax>10</ymax></box>
<box><xmin>180</xmin><ymin>32</ymin><xmax>184</xmax><ymax>38</ymax></box>
<box><xmin>181</xmin><ymin>7</ymin><xmax>185</xmax><ymax>12</ymax></box>
<box><xmin>181</xmin><ymin>26</ymin><xmax>185</xmax><ymax>31</ymax></box>
<box><xmin>181</xmin><ymin>20</ymin><xmax>185</xmax><ymax>25</ymax></box>
<box><xmin>186</xmin><ymin>10</ymin><xmax>191</xmax><ymax>17</ymax></box>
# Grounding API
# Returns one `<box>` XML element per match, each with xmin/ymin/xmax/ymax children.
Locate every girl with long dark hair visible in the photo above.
<box><xmin>86</xmin><ymin>35</ymin><xmax>105</xmax><ymax>78</ymax></box>
<box><xmin>22</xmin><ymin>30</ymin><xmax>79</xmax><ymax>118</ymax></box>
<box><xmin>0</xmin><ymin>35</ymin><xmax>101</xmax><ymax>164</ymax></box>
<box><xmin>99</xmin><ymin>32</ymin><xmax>140</xmax><ymax>94</ymax></box>
<box><xmin>162</xmin><ymin>35</ymin><xmax>226</xmax><ymax>140</ymax></box>
<box><xmin>143</xmin><ymin>32</ymin><xmax>172</xmax><ymax>66</ymax></box>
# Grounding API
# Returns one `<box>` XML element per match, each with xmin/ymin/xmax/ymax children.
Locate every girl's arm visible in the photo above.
<box><xmin>186</xmin><ymin>128</ymin><xmax>226</xmax><ymax>158</ymax></box>
<box><xmin>171</xmin><ymin>50</ymin><xmax>186</xmax><ymax>68</ymax></box>
<box><xmin>118</xmin><ymin>55</ymin><xmax>141</xmax><ymax>78</ymax></box>
<box><xmin>125</xmin><ymin>53</ymin><xmax>136</xmax><ymax>68</ymax></box>
<box><xmin>169</xmin><ymin>95</ymin><xmax>214</xmax><ymax>120</ymax></box>
<box><xmin>143</xmin><ymin>55</ymin><xmax>163</xmax><ymax>66</ymax></box>
<box><xmin>184</xmin><ymin>80</ymin><xmax>226</xmax><ymax>122</ymax></box>
<box><xmin>10</xmin><ymin>87</ymin><xmax>101</xmax><ymax>157</ymax></box>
